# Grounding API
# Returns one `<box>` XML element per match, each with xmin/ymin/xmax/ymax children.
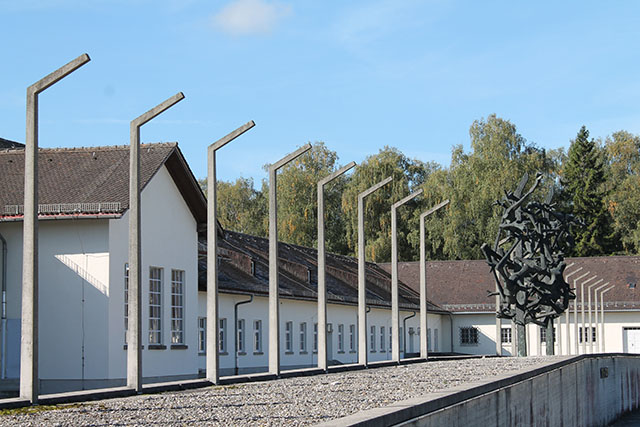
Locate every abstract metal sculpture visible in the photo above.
<box><xmin>482</xmin><ymin>172</ymin><xmax>578</xmax><ymax>356</ymax></box>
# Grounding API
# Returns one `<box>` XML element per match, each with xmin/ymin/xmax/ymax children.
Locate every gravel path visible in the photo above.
<box><xmin>0</xmin><ymin>356</ymin><xmax>557</xmax><ymax>426</ymax></box>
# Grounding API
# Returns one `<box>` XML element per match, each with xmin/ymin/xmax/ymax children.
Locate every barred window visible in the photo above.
<box><xmin>540</xmin><ymin>326</ymin><xmax>556</xmax><ymax>344</ymax></box>
<box><xmin>460</xmin><ymin>327</ymin><xmax>479</xmax><ymax>345</ymax></box>
<box><xmin>300</xmin><ymin>322</ymin><xmax>307</xmax><ymax>352</ymax></box>
<box><xmin>148</xmin><ymin>267</ymin><xmax>163</xmax><ymax>345</ymax></box>
<box><xmin>254</xmin><ymin>320</ymin><xmax>262</xmax><ymax>353</ymax></box>
<box><xmin>349</xmin><ymin>324</ymin><xmax>356</xmax><ymax>351</ymax></box>
<box><xmin>198</xmin><ymin>317</ymin><xmax>206</xmax><ymax>353</ymax></box>
<box><xmin>171</xmin><ymin>270</ymin><xmax>185</xmax><ymax>345</ymax></box>
<box><xmin>501</xmin><ymin>327</ymin><xmax>512</xmax><ymax>344</ymax></box>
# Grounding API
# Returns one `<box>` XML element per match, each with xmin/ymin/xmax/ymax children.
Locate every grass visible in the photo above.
<box><xmin>0</xmin><ymin>403</ymin><xmax>83</xmax><ymax>416</ymax></box>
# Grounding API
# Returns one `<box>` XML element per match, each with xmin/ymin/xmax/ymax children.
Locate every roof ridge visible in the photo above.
<box><xmin>0</xmin><ymin>142</ymin><xmax>178</xmax><ymax>154</ymax></box>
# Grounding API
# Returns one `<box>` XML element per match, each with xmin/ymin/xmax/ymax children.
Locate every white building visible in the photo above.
<box><xmin>0</xmin><ymin>142</ymin><xmax>206</xmax><ymax>393</ymax></box>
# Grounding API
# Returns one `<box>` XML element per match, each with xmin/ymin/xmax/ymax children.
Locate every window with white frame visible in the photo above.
<box><xmin>300</xmin><ymin>322</ymin><xmax>307</xmax><ymax>352</ymax></box>
<box><xmin>171</xmin><ymin>269</ymin><xmax>185</xmax><ymax>345</ymax></box>
<box><xmin>237</xmin><ymin>319</ymin><xmax>246</xmax><ymax>353</ymax></box>
<box><xmin>219</xmin><ymin>318</ymin><xmax>227</xmax><ymax>353</ymax></box>
<box><xmin>313</xmin><ymin>323</ymin><xmax>318</xmax><ymax>352</ymax></box>
<box><xmin>148</xmin><ymin>267</ymin><xmax>163</xmax><ymax>345</ymax></box>
<box><xmin>285</xmin><ymin>321</ymin><xmax>293</xmax><ymax>352</ymax></box>
<box><xmin>370</xmin><ymin>325</ymin><xmax>376</xmax><ymax>352</ymax></box>
<box><xmin>254</xmin><ymin>320</ymin><xmax>262</xmax><ymax>353</ymax></box>
<box><xmin>540</xmin><ymin>326</ymin><xmax>556</xmax><ymax>344</ymax></box>
<box><xmin>349</xmin><ymin>324</ymin><xmax>356</xmax><ymax>351</ymax></box>
<box><xmin>124</xmin><ymin>263</ymin><xmax>129</xmax><ymax>344</ymax></box>
<box><xmin>380</xmin><ymin>326</ymin><xmax>385</xmax><ymax>352</ymax></box>
<box><xmin>501</xmin><ymin>327</ymin><xmax>512</xmax><ymax>344</ymax></box>
<box><xmin>338</xmin><ymin>324</ymin><xmax>344</xmax><ymax>352</ymax></box>
<box><xmin>460</xmin><ymin>326</ymin><xmax>479</xmax><ymax>346</ymax></box>
<box><xmin>198</xmin><ymin>317</ymin><xmax>206</xmax><ymax>353</ymax></box>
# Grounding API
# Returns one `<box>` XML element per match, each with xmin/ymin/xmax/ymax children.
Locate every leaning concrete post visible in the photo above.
<box><xmin>357</xmin><ymin>177</ymin><xmax>392</xmax><ymax>367</ymax></box>
<box><xmin>591</xmin><ymin>281</ymin><xmax>609</xmax><ymax>353</ymax></box>
<box><xmin>268</xmin><ymin>144</ymin><xmax>311</xmax><ymax>376</ymax></box>
<box><xmin>128</xmin><ymin>92</ymin><xmax>184</xmax><ymax>392</ymax></box>
<box><xmin>562</xmin><ymin>265</ymin><xmax>581</xmax><ymax>355</ymax></box>
<box><xmin>586</xmin><ymin>278</ymin><xmax>603</xmax><ymax>353</ymax></box>
<box><xmin>572</xmin><ymin>272</ymin><xmax>589</xmax><ymax>354</ymax></box>
<box><xmin>21</xmin><ymin>53</ymin><xmax>90</xmax><ymax>404</ymax></box>
<box><xmin>391</xmin><ymin>189</ymin><xmax>422</xmax><ymax>362</ymax></box>
<box><xmin>599</xmin><ymin>285</ymin><xmax>615</xmax><ymax>352</ymax></box>
<box><xmin>418</xmin><ymin>200</ymin><xmax>448</xmax><ymax>360</ymax></box>
<box><xmin>580</xmin><ymin>275</ymin><xmax>597</xmax><ymax>354</ymax></box>
<box><xmin>207</xmin><ymin>121</ymin><xmax>255</xmax><ymax>384</ymax></box>
<box><xmin>317</xmin><ymin>162</ymin><xmax>355</xmax><ymax>372</ymax></box>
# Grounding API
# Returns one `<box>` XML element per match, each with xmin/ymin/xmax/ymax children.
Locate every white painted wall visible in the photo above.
<box><xmin>197</xmin><ymin>292</ymin><xmax>442</xmax><ymax>375</ymax></box>
<box><xmin>108</xmin><ymin>165</ymin><xmax>199</xmax><ymax>381</ymax></box>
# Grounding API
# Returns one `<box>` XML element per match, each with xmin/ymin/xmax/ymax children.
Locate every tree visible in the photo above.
<box><xmin>265</xmin><ymin>142</ymin><xmax>349</xmax><ymax>252</ymax></box>
<box><xmin>341</xmin><ymin>146</ymin><xmax>438</xmax><ymax>262</ymax></box>
<box><xmin>216</xmin><ymin>177</ymin><xmax>267</xmax><ymax>237</ymax></box>
<box><xmin>420</xmin><ymin>114</ymin><xmax>554</xmax><ymax>260</ymax></box>
<box><xmin>605</xmin><ymin>130</ymin><xmax>640</xmax><ymax>254</ymax></box>
<box><xmin>561</xmin><ymin>126</ymin><xmax>614</xmax><ymax>256</ymax></box>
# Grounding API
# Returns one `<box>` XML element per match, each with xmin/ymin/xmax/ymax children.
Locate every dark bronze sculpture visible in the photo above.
<box><xmin>482</xmin><ymin>172</ymin><xmax>577</xmax><ymax>356</ymax></box>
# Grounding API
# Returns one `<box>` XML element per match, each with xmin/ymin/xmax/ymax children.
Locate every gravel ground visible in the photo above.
<box><xmin>0</xmin><ymin>356</ymin><xmax>557</xmax><ymax>426</ymax></box>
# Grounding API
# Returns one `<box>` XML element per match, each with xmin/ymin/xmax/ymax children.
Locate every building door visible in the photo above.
<box><xmin>624</xmin><ymin>327</ymin><xmax>640</xmax><ymax>353</ymax></box>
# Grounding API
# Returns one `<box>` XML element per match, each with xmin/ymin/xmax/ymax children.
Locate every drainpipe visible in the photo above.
<box><xmin>234</xmin><ymin>294</ymin><xmax>253</xmax><ymax>376</ymax></box>
<box><xmin>402</xmin><ymin>311</ymin><xmax>416</xmax><ymax>356</ymax></box>
<box><xmin>447</xmin><ymin>312</ymin><xmax>454</xmax><ymax>353</ymax></box>
<box><xmin>0</xmin><ymin>232</ymin><xmax>6</xmax><ymax>379</ymax></box>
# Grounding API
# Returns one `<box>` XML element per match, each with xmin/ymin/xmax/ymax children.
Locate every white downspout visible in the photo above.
<box><xmin>0</xmin><ymin>232</ymin><xmax>7</xmax><ymax>379</ymax></box>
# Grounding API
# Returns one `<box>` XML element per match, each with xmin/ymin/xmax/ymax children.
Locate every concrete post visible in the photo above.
<box><xmin>599</xmin><ymin>285</ymin><xmax>615</xmax><ymax>352</ymax></box>
<box><xmin>207</xmin><ymin>121</ymin><xmax>255</xmax><ymax>384</ymax></box>
<box><xmin>357</xmin><ymin>177</ymin><xmax>392</xmax><ymax>367</ymax></box>
<box><xmin>573</xmin><ymin>272</ymin><xmax>590</xmax><ymax>354</ymax></box>
<box><xmin>580</xmin><ymin>275</ymin><xmax>597</xmax><ymax>354</ymax></box>
<box><xmin>391</xmin><ymin>189</ymin><xmax>422</xmax><ymax>362</ymax></box>
<box><xmin>586</xmin><ymin>279</ymin><xmax>604</xmax><ymax>353</ymax></box>
<box><xmin>562</xmin><ymin>265</ymin><xmax>581</xmax><ymax>355</ymax></box>
<box><xmin>419</xmin><ymin>200</ymin><xmax>449</xmax><ymax>360</ymax></box>
<box><xmin>317</xmin><ymin>162</ymin><xmax>355</xmax><ymax>372</ymax></box>
<box><xmin>591</xmin><ymin>282</ymin><xmax>609</xmax><ymax>353</ymax></box>
<box><xmin>128</xmin><ymin>92</ymin><xmax>184</xmax><ymax>393</ymax></box>
<box><xmin>21</xmin><ymin>53</ymin><xmax>90</xmax><ymax>404</ymax></box>
<box><xmin>268</xmin><ymin>144</ymin><xmax>312</xmax><ymax>376</ymax></box>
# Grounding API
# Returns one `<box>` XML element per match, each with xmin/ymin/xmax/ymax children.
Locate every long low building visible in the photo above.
<box><xmin>1</xmin><ymin>139</ymin><xmax>639</xmax><ymax>395</ymax></box>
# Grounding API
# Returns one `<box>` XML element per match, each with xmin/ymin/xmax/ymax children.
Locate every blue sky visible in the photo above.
<box><xmin>2</xmin><ymin>1</ymin><xmax>640</xmax><ymax>183</ymax></box>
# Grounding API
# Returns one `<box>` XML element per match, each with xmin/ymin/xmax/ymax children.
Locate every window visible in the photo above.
<box><xmin>300</xmin><ymin>322</ymin><xmax>307</xmax><ymax>352</ymax></box>
<box><xmin>338</xmin><ymin>324</ymin><xmax>344</xmax><ymax>352</ymax></box>
<box><xmin>237</xmin><ymin>319</ymin><xmax>245</xmax><ymax>353</ymax></box>
<box><xmin>313</xmin><ymin>323</ymin><xmax>318</xmax><ymax>352</ymax></box>
<box><xmin>149</xmin><ymin>267</ymin><xmax>163</xmax><ymax>345</ymax></box>
<box><xmin>540</xmin><ymin>327</ymin><xmax>556</xmax><ymax>344</ymax></box>
<box><xmin>254</xmin><ymin>320</ymin><xmax>262</xmax><ymax>353</ymax></box>
<box><xmin>460</xmin><ymin>327</ymin><xmax>479</xmax><ymax>346</ymax></box>
<box><xmin>219</xmin><ymin>318</ymin><xmax>227</xmax><ymax>353</ymax></box>
<box><xmin>434</xmin><ymin>329</ymin><xmax>439</xmax><ymax>351</ymax></box>
<box><xmin>285</xmin><ymin>321</ymin><xmax>293</xmax><ymax>352</ymax></box>
<box><xmin>427</xmin><ymin>328</ymin><xmax>432</xmax><ymax>351</ymax></box>
<box><xmin>501</xmin><ymin>327</ymin><xmax>512</xmax><ymax>344</ymax></box>
<box><xmin>380</xmin><ymin>326</ymin><xmax>385</xmax><ymax>352</ymax></box>
<box><xmin>578</xmin><ymin>326</ymin><xmax>596</xmax><ymax>343</ymax></box>
<box><xmin>400</xmin><ymin>327</ymin><xmax>404</xmax><ymax>352</ymax></box>
<box><xmin>124</xmin><ymin>263</ymin><xmax>129</xmax><ymax>344</ymax></box>
<box><xmin>349</xmin><ymin>324</ymin><xmax>356</xmax><ymax>351</ymax></box>
<box><xmin>370</xmin><ymin>325</ymin><xmax>376</xmax><ymax>352</ymax></box>
<box><xmin>408</xmin><ymin>327</ymin><xmax>415</xmax><ymax>353</ymax></box>
<box><xmin>198</xmin><ymin>317</ymin><xmax>206</xmax><ymax>353</ymax></box>
<box><xmin>171</xmin><ymin>270</ymin><xmax>185</xmax><ymax>345</ymax></box>
<box><xmin>389</xmin><ymin>327</ymin><xmax>392</xmax><ymax>351</ymax></box>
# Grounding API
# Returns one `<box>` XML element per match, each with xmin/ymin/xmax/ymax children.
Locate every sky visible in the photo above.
<box><xmin>2</xmin><ymin>1</ymin><xmax>640</xmax><ymax>185</ymax></box>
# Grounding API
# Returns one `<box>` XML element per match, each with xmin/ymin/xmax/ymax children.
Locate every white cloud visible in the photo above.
<box><xmin>211</xmin><ymin>0</ymin><xmax>291</xmax><ymax>36</ymax></box>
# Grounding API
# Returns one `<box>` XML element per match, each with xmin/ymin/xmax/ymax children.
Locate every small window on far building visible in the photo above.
<box><xmin>460</xmin><ymin>326</ymin><xmax>479</xmax><ymax>346</ymax></box>
<box><xmin>254</xmin><ymin>320</ymin><xmax>262</xmax><ymax>353</ymax></box>
<box><xmin>313</xmin><ymin>323</ymin><xmax>318</xmax><ymax>353</ymax></box>
<box><xmin>198</xmin><ymin>317</ymin><xmax>206</xmax><ymax>354</ymax></box>
<box><xmin>219</xmin><ymin>318</ymin><xmax>227</xmax><ymax>353</ymax></box>
<box><xmin>285</xmin><ymin>321</ymin><xmax>293</xmax><ymax>352</ymax></box>
<box><xmin>338</xmin><ymin>324</ymin><xmax>344</xmax><ymax>352</ymax></box>
<box><xmin>237</xmin><ymin>319</ymin><xmax>246</xmax><ymax>353</ymax></box>
<box><xmin>501</xmin><ymin>327</ymin><xmax>512</xmax><ymax>344</ymax></box>
<box><xmin>380</xmin><ymin>326</ymin><xmax>385</xmax><ymax>352</ymax></box>
<box><xmin>370</xmin><ymin>325</ymin><xmax>376</xmax><ymax>352</ymax></box>
<box><xmin>300</xmin><ymin>322</ymin><xmax>307</xmax><ymax>352</ymax></box>
<box><xmin>349</xmin><ymin>324</ymin><xmax>356</xmax><ymax>351</ymax></box>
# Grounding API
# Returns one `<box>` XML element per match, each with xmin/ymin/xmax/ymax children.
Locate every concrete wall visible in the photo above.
<box><xmin>329</xmin><ymin>355</ymin><xmax>640</xmax><ymax>427</ymax></box>
<box><xmin>197</xmin><ymin>293</ymin><xmax>443</xmax><ymax>376</ymax></box>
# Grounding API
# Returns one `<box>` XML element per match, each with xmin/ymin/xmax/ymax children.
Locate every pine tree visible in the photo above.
<box><xmin>562</xmin><ymin>126</ymin><xmax>614</xmax><ymax>256</ymax></box>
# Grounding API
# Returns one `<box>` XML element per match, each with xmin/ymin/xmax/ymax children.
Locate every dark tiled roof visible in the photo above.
<box><xmin>380</xmin><ymin>256</ymin><xmax>640</xmax><ymax>312</ymax></box>
<box><xmin>0</xmin><ymin>143</ymin><xmax>207</xmax><ymax>225</ymax></box>
<box><xmin>0</xmin><ymin>138</ymin><xmax>24</xmax><ymax>150</ymax></box>
<box><xmin>199</xmin><ymin>230</ymin><xmax>447</xmax><ymax>313</ymax></box>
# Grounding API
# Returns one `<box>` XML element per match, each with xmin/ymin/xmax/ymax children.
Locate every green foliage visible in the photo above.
<box><xmin>216</xmin><ymin>177</ymin><xmax>267</xmax><ymax>237</ymax></box>
<box><xmin>605</xmin><ymin>130</ymin><xmax>640</xmax><ymax>254</ymax></box>
<box><xmin>561</xmin><ymin>126</ymin><xmax>615</xmax><ymax>256</ymax></box>
<box><xmin>420</xmin><ymin>114</ymin><xmax>554</xmax><ymax>260</ymax></box>
<box><xmin>341</xmin><ymin>146</ymin><xmax>438</xmax><ymax>262</ymax></box>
